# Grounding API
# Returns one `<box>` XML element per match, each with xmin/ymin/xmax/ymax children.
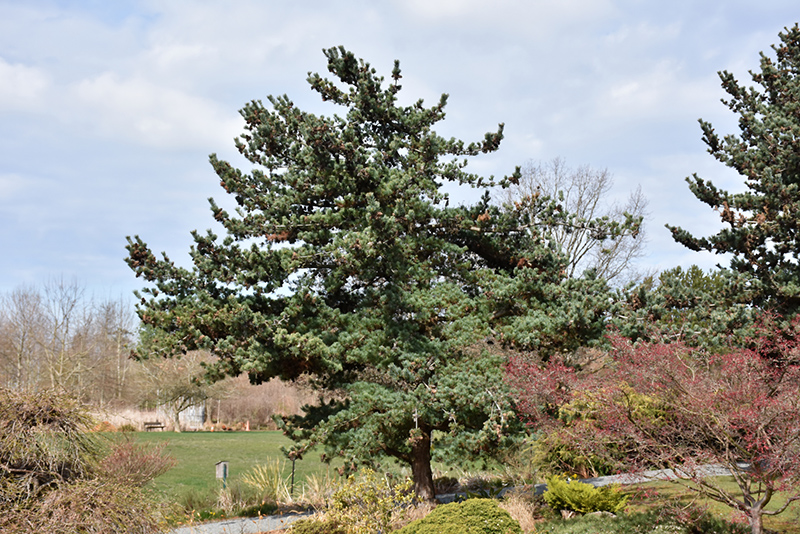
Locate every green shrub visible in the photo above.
<box><xmin>535</xmin><ymin>512</ymin><xmax>667</xmax><ymax>533</ymax></box>
<box><xmin>302</xmin><ymin>468</ymin><xmax>414</xmax><ymax>534</ymax></box>
<box><xmin>237</xmin><ymin>500</ymin><xmax>278</xmax><ymax>517</ymax></box>
<box><xmin>396</xmin><ymin>498</ymin><xmax>522</xmax><ymax>534</ymax></box>
<box><xmin>530</xmin><ymin>431</ymin><xmax>617</xmax><ymax>478</ymax></box>
<box><xmin>533</xmin><ymin>510</ymin><xmax>750</xmax><ymax>534</ymax></box>
<box><xmin>289</xmin><ymin>517</ymin><xmax>348</xmax><ymax>534</ymax></box>
<box><xmin>543</xmin><ymin>475</ymin><xmax>628</xmax><ymax>515</ymax></box>
<box><xmin>174</xmin><ymin>487</ymin><xmax>217</xmax><ymax>515</ymax></box>
<box><xmin>328</xmin><ymin>468</ymin><xmax>413</xmax><ymax>534</ymax></box>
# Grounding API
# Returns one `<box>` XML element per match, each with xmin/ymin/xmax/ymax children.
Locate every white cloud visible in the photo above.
<box><xmin>396</xmin><ymin>0</ymin><xmax>614</xmax><ymax>28</ymax></box>
<box><xmin>600</xmin><ymin>59</ymin><xmax>719</xmax><ymax>121</ymax></box>
<box><xmin>0</xmin><ymin>57</ymin><xmax>49</xmax><ymax>111</ymax></box>
<box><xmin>145</xmin><ymin>43</ymin><xmax>220</xmax><ymax>73</ymax></box>
<box><xmin>71</xmin><ymin>72</ymin><xmax>242</xmax><ymax>150</ymax></box>
<box><xmin>0</xmin><ymin>173</ymin><xmax>25</xmax><ymax>199</ymax></box>
<box><xmin>603</xmin><ymin>21</ymin><xmax>683</xmax><ymax>47</ymax></box>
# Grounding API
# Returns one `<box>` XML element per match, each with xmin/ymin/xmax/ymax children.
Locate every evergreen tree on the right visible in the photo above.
<box><xmin>668</xmin><ymin>25</ymin><xmax>800</xmax><ymax>316</ymax></box>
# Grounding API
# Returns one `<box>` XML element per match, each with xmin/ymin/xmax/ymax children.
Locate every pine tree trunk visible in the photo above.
<box><xmin>409</xmin><ymin>429</ymin><xmax>436</xmax><ymax>502</ymax></box>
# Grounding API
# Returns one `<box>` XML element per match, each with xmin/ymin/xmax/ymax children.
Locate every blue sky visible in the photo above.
<box><xmin>1</xmin><ymin>1</ymin><xmax>798</xmax><ymax>300</ymax></box>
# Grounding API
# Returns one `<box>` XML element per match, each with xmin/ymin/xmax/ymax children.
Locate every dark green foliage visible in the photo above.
<box><xmin>433</xmin><ymin>475</ymin><xmax>460</xmax><ymax>494</ymax></box>
<box><xmin>126</xmin><ymin>47</ymin><xmax>618</xmax><ymax>499</ymax></box>
<box><xmin>396</xmin><ymin>498</ymin><xmax>521</xmax><ymax>534</ymax></box>
<box><xmin>528</xmin><ymin>431</ymin><xmax>619</xmax><ymax>479</ymax></box>
<box><xmin>613</xmin><ymin>265</ymin><xmax>759</xmax><ymax>349</ymax></box>
<box><xmin>667</xmin><ymin>25</ymin><xmax>800</xmax><ymax>316</ymax></box>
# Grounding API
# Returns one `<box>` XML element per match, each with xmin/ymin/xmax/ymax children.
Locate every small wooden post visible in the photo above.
<box><xmin>291</xmin><ymin>457</ymin><xmax>296</xmax><ymax>496</ymax></box>
<box><xmin>215</xmin><ymin>461</ymin><xmax>229</xmax><ymax>489</ymax></box>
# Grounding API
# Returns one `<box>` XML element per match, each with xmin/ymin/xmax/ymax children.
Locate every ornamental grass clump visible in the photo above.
<box><xmin>241</xmin><ymin>458</ymin><xmax>291</xmax><ymax>504</ymax></box>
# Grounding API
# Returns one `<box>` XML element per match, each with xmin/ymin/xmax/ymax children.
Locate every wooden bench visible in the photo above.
<box><xmin>143</xmin><ymin>421</ymin><xmax>165</xmax><ymax>431</ymax></box>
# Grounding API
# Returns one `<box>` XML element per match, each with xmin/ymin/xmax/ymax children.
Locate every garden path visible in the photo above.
<box><xmin>167</xmin><ymin>466</ymin><xmax>733</xmax><ymax>532</ymax></box>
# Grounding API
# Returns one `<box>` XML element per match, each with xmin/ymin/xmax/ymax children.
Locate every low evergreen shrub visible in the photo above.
<box><xmin>396</xmin><ymin>498</ymin><xmax>522</xmax><ymax>534</ymax></box>
<box><xmin>288</xmin><ymin>468</ymin><xmax>413</xmax><ymax>534</ymax></box>
<box><xmin>327</xmin><ymin>468</ymin><xmax>414</xmax><ymax>534</ymax></box>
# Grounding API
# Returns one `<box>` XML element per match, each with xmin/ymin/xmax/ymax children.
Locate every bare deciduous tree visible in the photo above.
<box><xmin>0</xmin><ymin>287</ymin><xmax>45</xmax><ymax>391</ymax></box>
<box><xmin>135</xmin><ymin>351</ymin><xmax>231</xmax><ymax>432</ymax></box>
<box><xmin>38</xmin><ymin>279</ymin><xmax>97</xmax><ymax>396</ymax></box>
<box><xmin>0</xmin><ymin>281</ymin><xmax>138</xmax><ymax>405</ymax></box>
<box><xmin>92</xmin><ymin>298</ymin><xmax>137</xmax><ymax>405</ymax></box>
<box><xmin>498</xmin><ymin>158</ymin><xmax>648</xmax><ymax>283</ymax></box>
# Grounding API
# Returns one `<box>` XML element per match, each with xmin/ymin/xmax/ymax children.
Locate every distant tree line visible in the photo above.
<box><xmin>0</xmin><ymin>279</ymin><xmax>137</xmax><ymax>405</ymax></box>
<box><xmin>0</xmin><ymin>279</ymin><xmax>309</xmax><ymax>431</ymax></box>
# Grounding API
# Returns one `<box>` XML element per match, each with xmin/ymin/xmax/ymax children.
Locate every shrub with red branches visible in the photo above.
<box><xmin>508</xmin><ymin>328</ymin><xmax>800</xmax><ymax>534</ymax></box>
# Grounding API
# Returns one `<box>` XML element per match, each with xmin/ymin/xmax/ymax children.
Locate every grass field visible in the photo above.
<box><xmin>629</xmin><ymin>477</ymin><xmax>800</xmax><ymax>534</ymax></box>
<box><xmin>124</xmin><ymin>430</ymin><xmax>339</xmax><ymax>501</ymax></box>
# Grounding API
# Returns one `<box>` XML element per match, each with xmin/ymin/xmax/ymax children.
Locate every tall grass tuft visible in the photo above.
<box><xmin>300</xmin><ymin>471</ymin><xmax>337</xmax><ymax>509</ymax></box>
<box><xmin>241</xmin><ymin>458</ymin><xmax>291</xmax><ymax>504</ymax></box>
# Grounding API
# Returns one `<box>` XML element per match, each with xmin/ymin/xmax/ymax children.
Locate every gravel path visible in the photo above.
<box><xmin>579</xmin><ymin>465</ymin><xmax>732</xmax><ymax>489</ymax></box>
<box><xmin>167</xmin><ymin>511</ymin><xmax>311</xmax><ymax>534</ymax></box>
<box><xmin>437</xmin><ymin>465</ymin><xmax>733</xmax><ymax>503</ymax></box>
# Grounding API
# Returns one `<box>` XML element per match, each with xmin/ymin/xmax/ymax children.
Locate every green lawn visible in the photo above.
<box><xmin>121</xmin><ymin>430</ymin><xmax>485</xmax><ymax>506</ymax></box>
<box><xmin>123</xmin><ymin>430</ymin><xmax>338</xmax><ymax>500</ymax></box>
<box><xmin>630</xmin><ymin>477</ymin><xmax>800</xmax><ymax>534</ymax></box>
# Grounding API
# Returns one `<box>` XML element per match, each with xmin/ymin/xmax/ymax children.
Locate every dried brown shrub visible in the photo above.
<box><xmin>1</xmin><ymin>478</ymin><xmax>164</xmax><ymax>534</ymax></box>
<box><xmin>100</xmin><ymin>439</ymin><xmax>176</xmax><ymax>487</ymax></box>
<box><xmin>0</xmin><ymin>388</ymin><xmax>100</xmax><ymax>501</ymax></box>
<box><xmin>0</xmin><ymin>387</ymin><xmax>171</xmax><ymax>533</ymax></box>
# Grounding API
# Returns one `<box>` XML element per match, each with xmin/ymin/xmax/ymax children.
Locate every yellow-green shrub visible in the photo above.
<box><xmin>543</xmin><ymin>475</ymin><xmax>628</xmax><ymax>515</ymax></box>
<box><xmin>291</xmin><ymin>468</ymin><xmax>413</xmax><ymax>534</ymax></box>
<box><xmin>396</xmin><ymin>498</ymin><xmax>521</xmax><ymax>534</ymax></box>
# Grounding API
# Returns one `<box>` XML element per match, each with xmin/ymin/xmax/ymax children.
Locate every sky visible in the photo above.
<box><xmin>1</xmin><ymin>1</ymin><xmax>798</xmax><ymax>302</ymax></box>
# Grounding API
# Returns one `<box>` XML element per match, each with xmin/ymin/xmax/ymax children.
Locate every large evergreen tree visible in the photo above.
<box><xmin>668</xmin><ymin>25</ymin><xmax>800</xmax><ymax>315</ymax></box>
<box><xmin>612</xmin><ymin>265</ymin><xmax>758</xmax><ymax>349</ymax></box>
<box><xmin>126</xmin><ymin>47</ymin><xmax>619</xmax><ymax>500</ymax></box>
